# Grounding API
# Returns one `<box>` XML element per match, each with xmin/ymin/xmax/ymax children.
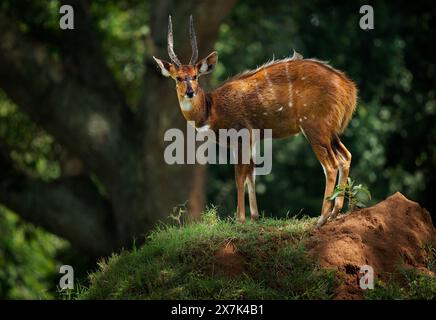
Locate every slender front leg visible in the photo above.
<box><xmin>234</xmin><ymin>163</ymin><xmax>249</xmax><ymax>222</ymax></box>
<box><xmin>246</xmin><ymin>161</ymin><xmax>259</xmax><ymax>220</ymax></box>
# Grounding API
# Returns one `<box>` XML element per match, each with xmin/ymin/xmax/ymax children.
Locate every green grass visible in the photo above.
<box><xmin>79</xmin><ymin>209</ymin><xmax>436</xmax><ymax>300</ymax></box>
<box><xmin>365</xmin><ymin>243</ymin><xmax>436</xmax><ymax>300</ymax></box>
<box><xmin>80</xmin><ymin>209</ymin><xmax>337</xmax><ymax>300</ymax></box>
<box><xmin>364</xmin><ymin>269</ymin><xmax>436</xmax><ymax>300</ymax></box>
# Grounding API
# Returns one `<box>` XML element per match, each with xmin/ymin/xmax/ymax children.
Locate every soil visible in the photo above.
<box><xmin>307</xmin><ymin>192</ymin><xmax>436</xmax><ymax>299</ymax></box>
<box><xmin>211</xmin><ymin>192</ymin><xmax>436</xmax><ymax>299</ymax></box>
<box><xmin>212</xmin><ymin>241</ymin><xmax>245</xmax><ymax>277</ymax></box>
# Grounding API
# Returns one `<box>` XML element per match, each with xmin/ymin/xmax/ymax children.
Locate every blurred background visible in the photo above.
<box><xmin>0</xmin><ymin>0</ymin><xmax>435</xmax><ymax>299</ymax></box>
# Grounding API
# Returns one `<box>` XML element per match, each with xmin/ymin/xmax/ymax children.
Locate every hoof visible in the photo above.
<box><xmin>329</xmin><ymin>210</ymin><xmax>339</xmax><ymax>220</ymax></box>
<box><xmin>316</xmin><ymin>215</ymin><xmax>328</xmax><ymax>228</ymax></box>
<box><xmin>251</xmin><ymin>213</ymin><xmax>260</xmax><ymax>221</ymax></box>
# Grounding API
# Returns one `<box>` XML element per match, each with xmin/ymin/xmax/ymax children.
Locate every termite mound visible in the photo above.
<box><xmin>307</xmin><ymin>192</ymin><xmax>436</xmax><ymax>299</ymax></box>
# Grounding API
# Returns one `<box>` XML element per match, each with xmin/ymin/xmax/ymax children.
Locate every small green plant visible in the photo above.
<box><xmin>57</xmin><ymin>282</ymin><xmax>86</xmax><ymax>300</ymax></box>
<box><xmin>422</xmin><ymin>243</ymin><xmax>436</xmax><ymax>272</ymax></box>
<box><xmin>169</xmin><ymin>201</ymin><xmax>189</xmax><ymax>227</ymax></box>
<box><xmin>364</xmin><ymin>269</ymin><xmax>436</xmax><ymax>300</ymax></box>
<box><xmin>328</xmin><ymin>177</ymin><xmax>371</xmax><ymax>212</ymax></box>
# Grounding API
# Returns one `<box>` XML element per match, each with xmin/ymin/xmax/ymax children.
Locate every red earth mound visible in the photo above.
<box><xmin>308</xmin><ymin>192</ymin><xmax>436</xmax><ymax>299</ymax></box>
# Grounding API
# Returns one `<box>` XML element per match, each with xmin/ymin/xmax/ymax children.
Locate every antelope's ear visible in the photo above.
<box><xmin>196</xmin><ymin>51</ymin><xmax>218</xmax><ymax>76</ymax></box>
<box><xmin>153</xmin><ymin>56</ymin><xmax>177</xmax><ymax>78</ymax></box>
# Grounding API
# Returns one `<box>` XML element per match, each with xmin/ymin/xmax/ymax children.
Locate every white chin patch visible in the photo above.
<box><xmin>180</xmin><ymin>99</ymin><xmax>193</xmax><ymax>111</ymax></box>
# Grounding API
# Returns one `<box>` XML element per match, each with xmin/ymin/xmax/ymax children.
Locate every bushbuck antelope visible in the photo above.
<box><xmin>153</xmin><ymin>16</ymin><xmax>357</xmax><ymax>227</ymax></box>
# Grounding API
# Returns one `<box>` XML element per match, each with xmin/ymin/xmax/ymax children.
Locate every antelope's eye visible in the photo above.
<box><xmin>192</xmin><ymin>75</ymin><xmax>197</xmax><ymax>80</ymax></box>
<box><xmin>176</xmin><ymin>77</ymin><xmax>183</xmax><ymax>82</ymax></box>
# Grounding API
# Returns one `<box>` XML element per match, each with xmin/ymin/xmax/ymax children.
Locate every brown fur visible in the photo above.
<box><xmin>154</xmin><ymin>52</ymin><xmax>357</xmax><ymax>226</ymax></box>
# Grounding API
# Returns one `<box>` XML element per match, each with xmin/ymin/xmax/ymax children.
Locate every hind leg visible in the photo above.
<box><xmin>235</xmin><ymin>162</ymin><xmax>252</xmax><ymax>223</ymax></box>
<box><xmin>330</xmin><ymin>136</ymin><xmax>352</xmax><ymax>219</ymax></box>
<box><xmin>300</xmin><ymin>125</ymin><xmax>339</xmax><ymax>227</ymax></box>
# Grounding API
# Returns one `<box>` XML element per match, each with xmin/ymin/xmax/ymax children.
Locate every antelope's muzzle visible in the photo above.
<box><xmin>186</xmin><ymin>82</ymin><xmax>195</xmax><ymax>98</ymax></box>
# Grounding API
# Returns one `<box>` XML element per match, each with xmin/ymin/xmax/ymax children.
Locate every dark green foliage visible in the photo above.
<box><xmin>0</xmin><ymin>207</ymin><xmax>66</xmax><ymax>299</ymax></box>
<box><xmin>0</xmin><ymin>0</ymin><xmax>435</xmax><ymax>299</ymax></box>
<box><xmin>208</xmin><ymin>0</ymin><xmax>436</xmax><ymax>220</ymax></box>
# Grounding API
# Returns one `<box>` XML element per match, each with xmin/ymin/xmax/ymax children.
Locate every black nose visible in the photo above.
<box><xmin>186</xmin><ymin>91</ymin><xmax>194</xmax><ymax>98</ymax></box>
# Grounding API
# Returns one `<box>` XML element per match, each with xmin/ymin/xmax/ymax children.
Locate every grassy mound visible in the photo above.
<box><xmin>79</xmin><ymin>208</ymin><xmax>436</xmax><ymax>300</ymax></box>
<box><xmin>80</xmin><ymin>210</ymin><xmax>337</xmax><ymax>299</ymax></box>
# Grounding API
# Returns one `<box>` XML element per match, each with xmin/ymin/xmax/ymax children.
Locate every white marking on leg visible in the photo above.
<box><xmin>299</xmin><ymin>126</ymin><xmax>308</xmax><ymax>140</ymax></box>
<box><xmin>247</xmin><ymin>173</ymin><xmax>258</xmax><ymax>216</ymax></box>
<box><xmin>321</xmin><ymin>163</ymin><xmax>327</xmax><ymax>181</ymax></box>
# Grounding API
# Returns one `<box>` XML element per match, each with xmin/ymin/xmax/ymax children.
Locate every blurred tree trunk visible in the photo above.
<box><xmin>0</xmin><ymin>0</ymin><xmax>236</xmax><ymax>257</ymax></box>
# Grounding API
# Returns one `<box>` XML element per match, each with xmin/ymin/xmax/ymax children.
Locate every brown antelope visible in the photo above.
<box><xmin>153</xmin><ymin>16</ymin><xmax>357</xmax><ymax>227</ymax></box>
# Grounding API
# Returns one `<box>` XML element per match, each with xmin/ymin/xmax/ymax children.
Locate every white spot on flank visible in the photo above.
<box><xmin>303</xmin><ymin>103</ymin><xmax>307</xmax><ymax>107</ymax></box>
<box><xmin>253</xmin><ymin>79</ymin><xmax>266</xmax><ymax>108</ymax></box>
<box><xmin>301</xmin><ymin>77</ymin><xmax>306</xmax><ymax>80</ymax></box>
<box><xmin>276</xmin><ymin>106</ymin><xmax>283</xmax><ymax>112</ymax></box>
<box><xmin>284</xmin><ymin>63</ymin><xmax>293</xmax><ymax>107</ymax></box>
<box><xmin>304</xmin><ymin>116</ymin><xmax>307</xmax><ymax>120</ymax></box>
<box><xmin>299</xmin><ymin>118</ymin><xmax>303</xmax><ymax>122</ymax></box>
<box><xmin>264</xmin><ymin>69</ymin><xmax>277</xmax><ymax>100</ymax></box>
<box><xmin>263</xmin><ymin>112</ymin><xmax>268</xmax><ymax>115</ymax></box>
<box><xmin>284</xmin><ymin>63</ymin><xmax>291</xmax><ymax>80</ymax></box>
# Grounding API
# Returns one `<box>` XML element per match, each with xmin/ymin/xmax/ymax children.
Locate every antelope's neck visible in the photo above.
<box><xmin>177</xmin><ymin>87</ymin><xmax>212</xmax><ymax>129</ymax></box>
